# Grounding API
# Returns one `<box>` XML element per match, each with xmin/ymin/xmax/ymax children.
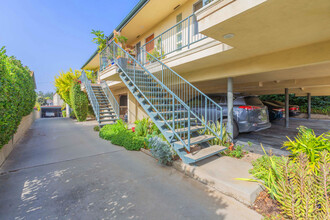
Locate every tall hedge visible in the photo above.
<box><xmin>70</xmin><ymin>81</ymin><xmax>88</xmax><ymax>121</ymax></box>
<box><xmin>0</xmin><ymin>47</ymin><xmax>36</xmax><ymax>148</ymax></box>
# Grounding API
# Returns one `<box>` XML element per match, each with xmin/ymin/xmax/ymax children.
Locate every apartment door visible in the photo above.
<box><xmin>145</xmin><ymin>34</ymin><xmax>154</xmax><ymax>52</ymax></box>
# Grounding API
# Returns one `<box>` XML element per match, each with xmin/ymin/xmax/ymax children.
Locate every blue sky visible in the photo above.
<box><xmin>0</xmin><ymin>0</ymin><xmax>140</xmax><ymax>93</ymax></box>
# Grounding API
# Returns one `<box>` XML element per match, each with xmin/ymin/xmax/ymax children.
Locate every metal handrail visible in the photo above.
<box><xmin>109</xmin><ymin>41</ymin><xmax>193</xmax><ymax>150</ymax></box>
<box><xmin>141</xmin><ymin>13</ymin><xmax>207</xmax><ymax>63</ymax></box>
<box><xmin>141</xmin><ymin>47</ymin><xmax>223</xmax><ymax>140</ymax></box>
<box><xmin>80</xmin><ymin>70</ymin><xmax>100</xmax><ymax>122</ymax></box>
<box><xmin>100</xmin><ymin>80</ymin><xmax>120</xmax><ymax>118</ymax></box>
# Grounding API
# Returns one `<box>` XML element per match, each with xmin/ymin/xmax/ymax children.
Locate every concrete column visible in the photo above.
<box><xmin>307</xmin><ymin>93</ymin><xmax>311</xmax><ymax>119</ymax></box>
<box><xmin>66</xmin><ymin>103</ymin><xmax>70</xmax><ymax>118</ymax></box>
<box><xmin>285</xmin><ymin>88</ymin><xmax>289</xmax><ymax>128</ymax></box>
<box><xmin>227</xmin><ymin>77</ymin><xmax>234</xmax><ymax>141</ymax></box>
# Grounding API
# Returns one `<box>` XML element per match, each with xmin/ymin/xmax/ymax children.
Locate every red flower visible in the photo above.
<box><xmin>132</xmin><ymin>127</ymin><xmax>135</xmax><ymax>132</ymax></box>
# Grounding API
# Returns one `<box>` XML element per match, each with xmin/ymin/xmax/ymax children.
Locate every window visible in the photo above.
<box><xmin>176</xmin><ymin>13</ymin><xmax>182</xmax><ymax>50</ymax></box>
<box><xmin>193</xmin><ymin>0</ymin><xmax>203</xmax><ymax>12</ymax></box>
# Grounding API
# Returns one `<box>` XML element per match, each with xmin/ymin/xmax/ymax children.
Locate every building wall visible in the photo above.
<box><xmin>53</xmin><ymin>93</ymin><xmax>64</xmax><ymax>106</ymax></box>
<box><xmin>130</xmin><ymin>0</ymin><xmax>197</xmax><ymax>47</ymax></box>
<box><xmin>0</xmin><ymin>110</ymin><xmax>40</xmax><ymax>166</ymax></box>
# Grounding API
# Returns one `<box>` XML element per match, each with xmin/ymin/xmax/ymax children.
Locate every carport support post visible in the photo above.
<box><xmin>227</xmin><ymin>77</ymin><xmax>234</xmax><ymax>141</ymax></box>
<box><xmin>307</xmin><ymin>93</ymin><xmax>311</xmax><ymax>119</ymax></box>
<box><xmin>285</xmin><ymin>88</ymin><xmax>289</xmax><ymax>128</ymax></box>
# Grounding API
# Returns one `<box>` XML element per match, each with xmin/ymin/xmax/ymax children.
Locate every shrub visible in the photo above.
<box><xmin>134</xmin><ymin>118</ymin><xmax>160</xmax><ymax>137</ymax></box>
<box><xmin>221</xmin><ymin>144</ymin><xmax>246</xmax><ymax>158</ymax></box>
<box><xmin>62</xmin><ymin>110</ymin><xmax>66</xmax><ymax>118</ymax></box>
<box><xmin>0</xmin><ymin>47</ymin><xmax>36</xmax><ymax>148</ymax></box>
<box><xmin>283</xmin><ymin>126</ymin><xmax>330</xmax><ymax>172</ymax></box>
<box><xmin>99</xmin><ymin>120</ymin><xmax>144</xmax><ymax>150</ymax></box>
<box><xmin>199</xmin><ymin>117</ymin><xmax>231</xmax><ymax>147</ymax></box>
<box><xmin>93</xmin><ymin>125</ymin><xmax>100</xmax><ymax>132</ymax></box>
<box><xmin>149</xmin><ymin>136</ymin><xmax>173</xmax><ymax>165</ymax></box>
<box><xmin>241</xmin><ymin>146</ymin><xmax>330</xmax><ymax>219</ymax></box>
<box><xmin>70</xmin><ymin>81</ymin><xmax>88</xmax><ymax>122</ymax></box>
<box><xmin>275</xmin><ymin>152</ymin><xmax>329</xmax><ymax>219</ymax></box>
<box><xmin>54</xmin><ymin>69</ymin><xmax>95</xmax><ymax>108</ymax></box>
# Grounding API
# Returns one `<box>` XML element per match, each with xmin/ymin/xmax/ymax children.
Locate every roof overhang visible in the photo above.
<box><xmin>81</xmin><ymin>0</ymin><xmax>150</xmax><ymax>69</ymax></box>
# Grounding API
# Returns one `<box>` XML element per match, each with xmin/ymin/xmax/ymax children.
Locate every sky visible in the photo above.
<box><xmin>0</xmin><ymin>0</ymin><xmax>140</xmax><ymax>93</ymax></box>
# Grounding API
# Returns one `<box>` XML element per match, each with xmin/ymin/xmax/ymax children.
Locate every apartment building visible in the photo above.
<box><xmin>81</xmin><ymin>0</ymin><xmax>330</xmax><ymax>163</ymax></box>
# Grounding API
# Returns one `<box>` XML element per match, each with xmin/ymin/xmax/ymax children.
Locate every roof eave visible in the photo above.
<box><xmin>81</xmin><ymin>0</ymin><xmax>149</xmax><ymax>69</ymax></box>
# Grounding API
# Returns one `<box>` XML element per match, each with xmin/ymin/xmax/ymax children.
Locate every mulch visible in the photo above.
<box><xmin>252</xmin><ymin>190</ymin><xmax>285</xmax><ymax>219</ymax></box>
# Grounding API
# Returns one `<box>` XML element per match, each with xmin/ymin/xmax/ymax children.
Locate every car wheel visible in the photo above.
<box><xmin>222</xmin><ymin>118</ymin><xmax>239</xmax><ymax>139</ymax></box>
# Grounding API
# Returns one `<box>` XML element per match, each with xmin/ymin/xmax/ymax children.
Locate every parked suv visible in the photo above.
<box><xmin>190</xmin><ymin>94</ymin><xmax>271</xmax><ymax>138</ymax></box>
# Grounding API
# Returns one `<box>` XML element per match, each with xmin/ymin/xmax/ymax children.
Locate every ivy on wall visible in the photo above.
<box><xmin>0</xmin><ymin>47</ymin><xmax>36</xmax><ymax>148</ymax></box>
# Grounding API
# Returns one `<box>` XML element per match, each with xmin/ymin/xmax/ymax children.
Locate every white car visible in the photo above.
<box><xmin>45</xmin><ymin>112</ymin><xmax>55</xmax><ymax>117</ymax></box>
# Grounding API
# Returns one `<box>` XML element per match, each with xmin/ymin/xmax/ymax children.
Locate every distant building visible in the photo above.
<box><xmin>53</xmin><ymin>93</ymin><xmax>64</xmax><ymax>106</ymax></box>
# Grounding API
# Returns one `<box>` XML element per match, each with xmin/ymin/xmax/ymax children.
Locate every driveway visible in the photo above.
<box><xmin>0</xmin><ymin>118</ymin><xmax>261</xmax><ymax>220</ymax></box>
<box><xmin>237</xmin><ymin>118</ymin><xmax>330</xmax><ymax>155</ymax></box>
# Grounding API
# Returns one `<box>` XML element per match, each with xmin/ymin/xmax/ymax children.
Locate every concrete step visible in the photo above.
<box><xmin>174</xmin><ymin>135</ymin><xmax>215</xmax><ymax>146</ymax></box>
<box><xmin>184</xmin><ymin>145</ymin><xmax>226</xmax><ymax>162</ymax></box>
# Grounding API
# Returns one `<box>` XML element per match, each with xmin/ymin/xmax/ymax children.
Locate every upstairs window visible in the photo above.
<box><xmin>176</xmin><ymin>13</ymin><xmax>183</xmax><ymax>50</ymax></box>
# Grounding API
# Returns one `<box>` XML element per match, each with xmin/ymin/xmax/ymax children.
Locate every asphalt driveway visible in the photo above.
<box><xmin>0</xmin><ymin>118</ymin><xmax>260</xmax><ymax>220</ymax></box>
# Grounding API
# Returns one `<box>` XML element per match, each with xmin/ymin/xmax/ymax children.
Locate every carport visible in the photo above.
<box><xmin>193</xmin><ymin>69</ymin><xmax>330</xmax><ymax>140</ymax></box>
<box><xmin>41</xmin><ymin>106</ymin><xmax>62</xmax><ymax>118</ymax></box>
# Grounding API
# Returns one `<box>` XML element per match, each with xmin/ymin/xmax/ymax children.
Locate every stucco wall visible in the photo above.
<box><xmin>0</xmin><ymin>110</ymin><xmax>40</xmax><ymax>166</ymax></box>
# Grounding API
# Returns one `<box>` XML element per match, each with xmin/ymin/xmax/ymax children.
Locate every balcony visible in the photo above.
<box><xmin>99</xmin><ymin>13</ymin><xmax>231</xmax><ymax>81</ymax></box>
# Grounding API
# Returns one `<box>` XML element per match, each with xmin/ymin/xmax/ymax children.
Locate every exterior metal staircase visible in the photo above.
<box><xmin>80</xmin><ymin>70</ymin><xmax>119</xmax><ymax>126</ymax></box>
<box><xmin>101</xmin><ymin>41</ymin><xmax>226</xmax><ymax>164</ymax></box>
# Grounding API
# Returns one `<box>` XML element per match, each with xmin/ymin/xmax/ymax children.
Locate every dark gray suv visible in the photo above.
<box><xmin>191</xmin><ymin>94</ymin><xmax>271</xmax><ymax>138</ymax></box>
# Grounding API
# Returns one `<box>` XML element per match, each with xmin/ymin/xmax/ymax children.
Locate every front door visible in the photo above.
<box><xmin>145</xmin><ymin>34</ymin><xmax>154</xmax><ymax>52</ymax></box>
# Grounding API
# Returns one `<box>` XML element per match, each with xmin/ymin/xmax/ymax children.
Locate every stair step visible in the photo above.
<box><xmin>100</xmin><ymin>111</ymin><xmax>114</xmax><ymax>114</ymax></box>
<box><xmin>138</xmin><ymin>86</ymin><xmax>162</xmax><ymax>91</ymax></box>
<box><xmin>149</xmin><ymin>98</ymin><xmax>172</xmax><ymax>102</ymax></box>
<box><xmin>153</xmin><ymin>104</ymin><xmax>181</xmax><ymax>109</ymax></box>
<box><xmin>174</xmin><ymin>135</ymin><xmax>215</xmax><ymax>146</ymax></box>
<box><xmin>100</xmin><ymin>115</ymin><xmax>116</xmax><ymax>118</ymax></box>
<box><xmin>99</xmin><ymin>118</ymin><xmax>118</xmax><ymax>122</ymax></box>
<box><xmin>157</xmin><ymin>110</ymin><xmax>187</xmax><ymax>114</ymax></box>
<box><xmin>166</xmin><ymin>126</ymin><xmax>204</xmax><ymax>134</ymax></box>
<box><xmin>160</xmin><ymin>117</ymin><xmax>195</xmax><ymax>124</ymax></box>
<box><xmin>184</xmin><ymin>145</ymin><xmax>226</xmax><ymax>162</ymax></box>
<box><xmin>100</xmin><ymin>107</ymin><xmax>112</xmax><ymax>110</ymax></box>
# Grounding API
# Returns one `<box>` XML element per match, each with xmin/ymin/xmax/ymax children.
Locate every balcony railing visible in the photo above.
<box><xmin>140</xmin><ymin>13</ymin><xmax>207</xmax><ymax>64</ymax></box>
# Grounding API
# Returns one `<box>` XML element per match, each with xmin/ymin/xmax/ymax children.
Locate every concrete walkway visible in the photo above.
<box><xmin>0</xmin><ymin>118</ymin><xmax>261</xmax><ymax>220</ymax></box>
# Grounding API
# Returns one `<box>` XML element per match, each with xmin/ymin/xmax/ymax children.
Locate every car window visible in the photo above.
<box><xmin>244</xmin><ymin>96</ymin><xmax>263</xmax><ymax>106</ymax></box>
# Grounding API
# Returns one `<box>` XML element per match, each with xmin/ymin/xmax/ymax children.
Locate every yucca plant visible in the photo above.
<box><xmin>275</xmin><ymin>151</ymin><xmax>330</xmax><ymax>219</ymax></box>
<box><xmin>283</xmin><ymin>126</ymin><xmax>330</xmax><ymax>172</ymax></box>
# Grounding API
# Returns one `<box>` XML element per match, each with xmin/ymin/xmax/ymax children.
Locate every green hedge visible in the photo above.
<box><xmin>99</xmin><ymin>120</ymin><xmax>146</xmax><ymax>151</ymax></box>
<box><xmin>70</xmin><ymin>81</ymin><xmax>88</xmax><ymax>121</ymax></box>
<box><xmin>0</xmin><ymin>47</ymin><xmax>36</xmax><ymax>148</ymax></box>
<box><xmin>259</xmin><ymin>94</ymin><xmax>330</xmax><ymax>115</ymax></box>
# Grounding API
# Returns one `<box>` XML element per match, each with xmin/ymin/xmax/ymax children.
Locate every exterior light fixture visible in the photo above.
<box><xmin>223</xmin><ymin>33</ymin><xmax>234</xmax><ymax>39</ymax></box>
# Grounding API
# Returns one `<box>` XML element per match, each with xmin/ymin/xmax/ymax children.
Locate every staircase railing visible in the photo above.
<box><xmin>109</xmin><ymin>41</ymin><xmax>195</xmax><ymax>151</ymax></box>
<box><xmin>100</xmin><ymin>80</ymin><xmax>120</xmax><ymax>118</ymax></box>
<box><xmin>141</xmin><ymin>48</ymin><xmax>223</xmax><ymax>140</ymax></box>
<box><xmin>141</xmin><ymin>13</ymin><xmax>207</xmax><ymax>64</ymax></box>
<box><xmin>80</xmin><ymin>70</ymin><xmax>100</xmax><ymax>122</ymax></box>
